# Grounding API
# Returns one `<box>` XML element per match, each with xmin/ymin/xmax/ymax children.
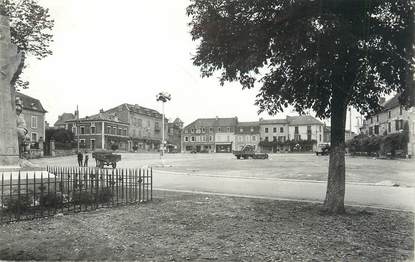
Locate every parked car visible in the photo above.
<box><xmin>316</xmin><ymin>143</ymin><xmax>330</xmax><ymax>156</ymax></box>
<box><xmin>233</xmin><ymin>145</ymin><xmax>268</xmax><ymax>159</ymax></box>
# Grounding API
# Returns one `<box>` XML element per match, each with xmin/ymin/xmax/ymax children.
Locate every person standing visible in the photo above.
<box><xmin>84</xmin><ymin>152</ymin><xmax>89</xmax><ymax>167</ymax></box>
<box><xmin>77</xmin><ymin>151</ymin><xmax>83</xmax><ymax>167</ymax></box>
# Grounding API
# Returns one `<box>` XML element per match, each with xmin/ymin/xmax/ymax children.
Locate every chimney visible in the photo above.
<box><xmin>99</xmin><ymin>109</ymin><xmax>104</xmax><ymax>113</ymax></box>
<box><xmin>215</xmin><ymin>116</ymin><xmax>219</xmax><ymax>120</ymax></box>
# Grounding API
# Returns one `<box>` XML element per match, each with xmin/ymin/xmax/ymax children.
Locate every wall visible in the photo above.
<box><xmin>22</xmin><ymin>110</ymin><xmax>45</xmax><ymax>143</ymax></box>
<box><xmin>259</xmin><ymin>124</ymin><xmax>288</xmax><ymax>142</ymax></box>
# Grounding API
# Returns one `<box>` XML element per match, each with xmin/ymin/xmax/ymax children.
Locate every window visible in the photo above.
<box><xmin>218</xmin><ymin>127</ymin><xmax>221</xmax><ymax>132</ymax></box>
<box><xmin>319</xmin><ymin>126</ymin><xmax>321</xmax><ymax>132</ymax></box>
<box><xmin>107</xmin><ymin>126</ymin><xmax>111</xmax><ymax>134</ymax></box>
<box><xmin>202</xmin><ymin>128</ymin><xmax>205</xmax><ymax>132</ymax></box>
<box><xmin>238</xmin><ymin>136</ymin><xmax>243</xmax><ymax>142</ymax></box>
<box><xmin>118</xmin><ymin>128</ymin><xmax>122</xmax><ymax>135</ymax></box>
<box><xmin>265</xmin><ymin>128</ymin><xmax>269</xmax><ymax>133</ymax></box>
<box><xmin>319</xmin><ymin>134</ymin><xmax>321</xmax><ymax>142</ymax></box>
<box><xmin>388</xmin><ymin>122</ymin><xmax>391</xmax><ymax>133</ymax></box>
<box><xmin>31</xmin><ymin>132</ymin><xmax>38</xmax><ymax>142</ymax></box>
<box><xmin>374</xmin><ymin>125</ymin><xmax>379</xmax><ymax>135</ymax></box>
<box><xmin>307</xmin><ymin>134</ymin><xmax>312</xmax><ymax>141</ymax></box>
<box><xmin>264</xmin><ymin>137</ymin><xmax>269</xmax><ymax>142</ymax></box>
<box><xmin>369</xmin><ymin>127</ymin><xmax>373</xmax><ymax>135</ymax></box>
<box><xmin>191</xmin><ymin>129</ymin><xmax>195</xmax><ymax>133</ymax></box>
<box><xmin>273</xmin><ymin>127</ymin><xmax>277</xmax><ymax>133</ymax></box>
<box><xmin>91</xmin><ymin>126</ymin><xmax>96</xmax><ymax>134</ymax></box>
<box><xmin>209</xmin><ymin>127</ymin><xmax>213</xmax><ymax>132</ymax></box>
<box><xmin>123</xmin><ymin>129</ymin><xmax>127</xmax><ymax>136</ymax></box>
<box><xmin>191</xmin><ymin>136</ymin><xmax>195</xmax><ymax>142</ymax></box>
<box><xmin>185</xmin><ymin>136</ymin><xmax>189</xmax><ymax>142</ymax></box>
<box><xmin>252</xmin><ymin>136</ymin><xmax>256</xmax><ymax>141</ymax></box>
<box><xmin>31</xmin><ymin>116</ymin><xmax>38</xmax><ymax>129</ymax></box>
<box><xmin>90</xmin><ymin>139</ymin><xmax>96</xmax><ymax>150</ymax></box>
<box><xmin>209</xmin><ymin>135</ymin><xmax>213</xmax><ymax>141</ymax></box>
<box><xmin>80</xmin><ymin>126</ymin><xmax>85</xmax><ymax>134</ymax></box>
<box><xmin>388</xmin><ymin>111</ymin><xmax>391</xmax><ymax>119</ymax></box>
<box><xmin>295</xmin><ymin>126</ymin><xmax>299</xmax><ymax>134</ymax></box>
<box><xmin>376</xmin><ymin>115</ymin><xmax>379</xmax><ymax>122</ymax></box>
<box><xmin>72</xmin><ymin>126</ymin><xmax>77</xmax><ymax>135</ymax></box>
<box><xmin>227</xmin><ymin>127</ymin><xmax>231</xmax><ymax>132</ymax></box>
<box><xmin>307</xmin><ymin>125</ymin><xmax>311</xmax><ymax>133</ymax></box>
<box><xmin>273</xmin><ymin>136</ymin><xmax>277</xmax><ymax>141</ymax></box>
<box><xmin>202</xmin><ymin>136</ymin><xmax>206</xmax><ymax>142</ymax></box>
<box><xmin>370</xmin><ymin>117</ymin><xmax>373</xmax><ymax>124</ymax></box>
<box><xmin>400</xmin><ymin>106</ymin><xmax>403</xmax><ymax>115</ymax></box>
<box><xmin>113</xmin><ymin>127</ymin><xmax>116</xmax><ymax>134</ymax></box>
<box><xmin>280</xmin><ymin>127</ymin><xmax>284</xmax><ymax>133</ymax></box>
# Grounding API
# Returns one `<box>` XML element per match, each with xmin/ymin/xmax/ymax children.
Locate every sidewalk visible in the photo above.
<box><xmin>153</xmin><ymin>170</ymin><xmax>415</xmax><ymax>211</ymax></box>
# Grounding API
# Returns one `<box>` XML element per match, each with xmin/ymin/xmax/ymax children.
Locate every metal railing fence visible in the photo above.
<box><xmin>0</xmin><ymin>167</ymin><xmax>152</xmax><ymax>223</ymax></box>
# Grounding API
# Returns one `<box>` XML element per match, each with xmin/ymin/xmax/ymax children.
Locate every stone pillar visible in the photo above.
<box><xmin>0</xmin><ymin>14</ymin><xmax>20</xmax><ymax>167</ymax></box>
<box><xmin>50</xmin><ymin>140</ymin><xmax>56</xmax><ymax>157</ymax></box>
<box><xmin>38</xmin><ymin>137</ymin><xmax>44</xmax><ymax>157</ymax></box>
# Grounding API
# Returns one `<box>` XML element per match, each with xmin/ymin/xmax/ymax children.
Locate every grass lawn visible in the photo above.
<box><xmin>0</xmin><ymin>190</ymin><xmax>413</xmax><ymax>261</ymax></box>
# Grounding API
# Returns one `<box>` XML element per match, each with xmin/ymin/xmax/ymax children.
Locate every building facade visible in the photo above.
<box><xmin>360</xmin><ymin>95</ymin><xmax>409</xmax><ymax>136</ymax></box>
<box><xmin>105</xmin><ymin>104</ymin><xmax>168</xmax><ymax>151</ymax></box>
<box><xmin>182</xmin><ymin>117</ymin><xmax>238</xmax><ymax>153</ymax></box>
<box><xmin>53</xmin><ymin>113</ymin><xmax>75</xmax><ymax>129</ymax></box>
<box><xmin>66</xmin><ymin>111</ymin><xmax>129</xmax><ymax>151</ymax></box>
<box><xmin>167</xmin><ymin>118</ymin><xmax>183</xmax><ymax>152</ymax></box>
<box><xmin>16</xmin><ymin>92</ymin><xmax>47</xmax><ymax>147</ymax></box>
<box><xmin>359</xmin><ymin>94</ymin><xmax>414</xmax><ymax>157</ymax></box>
<box><xmin>234</xmin><ymin>122</ymin><xmax>260</xmax><ymax>151</ymax></box>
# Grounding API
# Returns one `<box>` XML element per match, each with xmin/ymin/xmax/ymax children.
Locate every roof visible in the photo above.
<box><xmin>16</xmin><ymin>92</ymin><xmax>47</xmax><ymax>113</ymax></box>
<box><xmin>184</xmin><ymin>117</ymin><xmax>238</xmax><ymax>129</ymax></box>
<box><xmin>107</xmin><ymin>103</ymin><xmax>163</xmax><ymax>119</ymax></box>
<box><xmin>66</xmin><ymin>112</ymin><xmax>129</xmax><ymax>125</ymax></box>
<box><xmin>237</xmin><ymin>121</ymin><xmax>259</xmax><ymax>127</ymax></box>
<box><xmin>287</xmin><ymin>115</ymin><xmax>323</xmax><ymax>126</ymax></box>
<box><xmin>381</xmin><ymin>94</ymin><xmax>400</xmax><ymax>111</ymax></box>
<box><xmin>54</xmin><ymin>113</ymin><xmax>75</xmax><ymax>127</ymax></box>
<box><xmin>259</xmin><ymin>119</ymin><xmax>288</xmax><ymax>125</ymax></box>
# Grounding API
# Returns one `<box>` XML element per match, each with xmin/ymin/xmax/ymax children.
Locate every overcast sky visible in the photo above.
<box><xmin>21</xmin><ymin>0</ymin><xmax>360</xmax><ymax>130</ymax></box>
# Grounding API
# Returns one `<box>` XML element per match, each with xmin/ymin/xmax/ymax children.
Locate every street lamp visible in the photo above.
<box><xmin>156</xmin><ymin>92</ymin><xmax>171</xmax><ymax>156</ymax></box>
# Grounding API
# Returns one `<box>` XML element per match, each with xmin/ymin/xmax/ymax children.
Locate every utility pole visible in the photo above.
<box><xmin>76</xmin><ymin>105</ymin><xmax>80</xmax><ymax>152</ymax></box>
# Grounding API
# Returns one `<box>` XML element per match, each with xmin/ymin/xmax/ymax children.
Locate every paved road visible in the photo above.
<box><xmin>153</xmin><ymin>170</ymin><xmax>415</xmax><ymax>211</ymax></box>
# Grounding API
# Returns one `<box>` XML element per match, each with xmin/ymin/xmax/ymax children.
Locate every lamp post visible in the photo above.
<box><xmin>156</xmin><ymin>92</ymin><xmax>171</xmax><ymax>156</ymax></box>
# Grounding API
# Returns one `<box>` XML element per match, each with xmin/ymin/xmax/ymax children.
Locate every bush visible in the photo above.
<box><xmin>40</xmin><ymin>192</ymin><xmax>64</xmax><ymax>208</ymax></box>
<box><xmin>72</xmin><ymin>191</ymin><xmax>94</xmax><ymax>205</ymax></box>
<box><xmin>2</xmin><ymin>195</ymin><xmax>32</xmax><ymax>213</ymax></box>
<box><xmin>96</xmin><ymin>188</ymin><xmax>113</xmax><ymax>203</ymax></box>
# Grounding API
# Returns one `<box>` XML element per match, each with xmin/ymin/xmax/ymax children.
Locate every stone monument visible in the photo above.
<box><xmin>0</xmin><ymin>10</ymin><xmax>23</xmax><ymax>168</ymax></box>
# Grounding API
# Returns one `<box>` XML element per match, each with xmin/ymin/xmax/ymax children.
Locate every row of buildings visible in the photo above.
<box><xmin>54</xmin><ymin>104</ymin><xmax>183</xmax><ymax>152</ymax></box>
<box><xmin>181</xmin><ymin>115</ymin><xmax>337</xmax><ymax>153</ymax></box>
<box><xmin>16</xmin><ymin>91</ymin><xmax>414</xmax><ymax>156</ymax></box>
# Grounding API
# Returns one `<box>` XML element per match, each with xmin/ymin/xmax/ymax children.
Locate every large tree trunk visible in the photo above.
<box><xmin>324</xmin><ymin>94</ymin><xmax>347</xmax><ymax>214</ymax></box>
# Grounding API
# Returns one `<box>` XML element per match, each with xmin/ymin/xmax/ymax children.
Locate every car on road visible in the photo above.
<box><xmin>233</xmin><ymin>145</ymin><xmax>268</xmax><ymax>159</ymax></box>
<box><xmin>316</xmin><ymin>143</ymin><xmax>330</xmax><ymax>156</ymax></box>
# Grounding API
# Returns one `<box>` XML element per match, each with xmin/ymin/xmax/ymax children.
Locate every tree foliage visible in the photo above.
<box><xmin>187</xmin><ymin>0</ymin><xmax>414</xmax><ymax>118</ymax></box>
<box><xmin>2</xmin><ymin>0</ymin><xmax>54</xmax><ymax>89</ymax></box>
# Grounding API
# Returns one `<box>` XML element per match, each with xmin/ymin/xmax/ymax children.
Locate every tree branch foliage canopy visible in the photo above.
<box><xmin>187</xmin><ymin>0</ymin><xmax>414</xmax><ymax>118</ymax></box>
<box><xmin>2</xmin><ymin>0</ymin><xmax>54</xmax><ymax>89</ymax></box>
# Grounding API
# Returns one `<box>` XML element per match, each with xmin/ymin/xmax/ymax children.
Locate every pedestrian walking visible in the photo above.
<box><xmin>77</xmin><ymin>151</ymin><xmax>83</xmax><ymax>167</ymax></box>
<box><xmin>84</xmin><ymin>152</ymin><xmax>89</xmax><ymax>167</ymax></box>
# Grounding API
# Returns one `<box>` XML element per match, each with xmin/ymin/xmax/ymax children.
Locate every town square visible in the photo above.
<box><xmin>0</xmin><ymin>0</ymin><xmax>414</xmax><ymax>261</ymax></box>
